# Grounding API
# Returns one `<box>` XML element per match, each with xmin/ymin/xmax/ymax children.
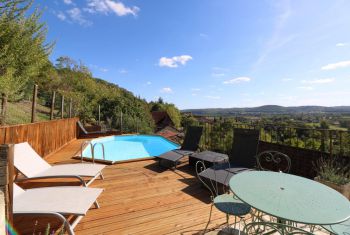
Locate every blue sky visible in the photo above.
<box><xmin>36</xmin><ymin>0</ymin><xmax>350</xmax><ymax>109</ymax></box>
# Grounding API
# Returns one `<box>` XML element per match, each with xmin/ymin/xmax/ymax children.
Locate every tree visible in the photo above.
<box><xmin>0</xmin><ymin>0</ymin><xmax>52</xmax><ymax>124</ymax></box>
<box><xmin>319</xmin><ymin>120</ymin><xmax>330</xmax><ymax>129</ymax></box>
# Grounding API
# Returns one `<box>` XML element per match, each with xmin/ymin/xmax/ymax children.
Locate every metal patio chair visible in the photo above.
<box><xmin>243</xmin><ymin>221</ymin><xmax>314</xmax><ymax>234</ymax></box>
<box><xmin>196</xmin><ymin>159</ymin><xmax>251</xmax><ymax>234</ymax></box>
<box><xmin>256</xmin><ymin>150</ymin><xmax>291</xmax><ymax>173</ymax></box>
<box><xmin>254</xmin><ymin>150</ymin><xmax>292</xmax><ymax>224</ymax></box>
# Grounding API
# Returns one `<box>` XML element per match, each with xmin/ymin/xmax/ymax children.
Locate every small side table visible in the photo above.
<box><xmin>189</xmin><ymin>150</ymin><xmax>229</xmax><ymax>168</ymax></box>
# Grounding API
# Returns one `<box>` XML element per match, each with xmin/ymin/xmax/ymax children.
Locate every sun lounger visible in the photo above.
<box><xmin>14</xmin><ymin>142</ymin><xmax>106</xmax><ymax>186</ymax></box>
<box><xmin>198</xmin><ymin>128</ymin><xmax>260</xmax><ymax>185</ymax></box>
<box><xmin>157</xmin><ymin>126</ymin><xmax>203</xmax><ymax>169</ymax></box>
<box><xmin>77</xmin><ymin>120</ymin><xmax>118</xmax><ymax>138</ymax></box>
<box><xmin>13</xmin><ymin>183</ymin><xmax>103</xmax><ymax>235</ymax></box>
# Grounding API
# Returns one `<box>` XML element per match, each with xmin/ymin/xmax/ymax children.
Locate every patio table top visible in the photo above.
<box><xmin>229</xmin><ymin>171</ymin><xmax>350</xmax><ymax>225</ymax></box>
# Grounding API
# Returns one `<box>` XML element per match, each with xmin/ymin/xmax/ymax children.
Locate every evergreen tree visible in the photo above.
<box><xmin>0</xmin><ymin>0</ymin><xmax>53</xmax><ymax>124</ymax></box>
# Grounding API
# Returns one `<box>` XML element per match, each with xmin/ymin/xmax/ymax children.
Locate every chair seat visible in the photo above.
<box><xmin>33</xmin><ymin>163</ymin><xmax>105</xmax><ymax>178</ymax></box>
<box><xmin>14</xmin><ymin>185</ymin><xmax>103</xmax><ymax>216</ymax></box>
<box><xmin>213</xmin><ymin>194</ymin><xmax>251</xmax><ymax>216</ymax></box>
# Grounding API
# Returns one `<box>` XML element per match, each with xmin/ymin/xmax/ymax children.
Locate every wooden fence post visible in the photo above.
<box><xmin>61</xmin><ymin>95</ymin><xmax>65</xmax><ymax>119</ymax></box>
<box><xmin>31</xmin><ymin>84</ymin><xmax>38</xmax><ymax>123</ymax></box>
<box><xmin>0</xmin><ymin>94</ymin><xmax>7</xmax><ymax>125</ymax></box>
<box><xmin>0</xmin><ymin>144</ymin><xmax>14</xmax><ymax>235</ymax></box>
<box><xmin>120</xmin><ymin>111</ymin><xmax>123</xmax><ymax>133</ymax></box>
<box><xmin>50</xmin><ymin>91</ymin><xmax>56</xmax><ymax>120</ymax></box>
<box><xmin>69</xmin><ymin>99</ymin><xmax>72</xmax><ymax>118</ymax></box>
<box><xmin>98</xmin><ymin>105</ymin><xmax>101</xmax><ymax>125</ymax></box>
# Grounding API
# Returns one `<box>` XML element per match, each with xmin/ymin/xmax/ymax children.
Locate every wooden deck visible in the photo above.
<box><xmin>14</xmin><ymin>139</ymin><xmax>231</xmax><ymax>235</ymax></box>
<box><xmin>14</xmin><ymin>138</ymin><xmax>329</xmax><ymax>235</ymax></box>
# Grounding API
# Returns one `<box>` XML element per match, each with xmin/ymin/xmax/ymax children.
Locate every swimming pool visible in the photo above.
<box><xmin>80</xmin><ymin>135</ymin><xmax>180</xmax><ymax>164</ymax></box>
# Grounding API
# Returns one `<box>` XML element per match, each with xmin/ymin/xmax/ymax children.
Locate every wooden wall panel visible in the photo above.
<box><xmin>0</xmin><ymin>118</ymin><xmax>79</xmax><ymax>158</ymax></box>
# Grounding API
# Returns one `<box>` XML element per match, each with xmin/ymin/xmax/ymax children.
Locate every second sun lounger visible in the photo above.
<box><xmin>13</xmin><ymin>183</ymin><xmax>103</xmax><ymax>235</ymax></box>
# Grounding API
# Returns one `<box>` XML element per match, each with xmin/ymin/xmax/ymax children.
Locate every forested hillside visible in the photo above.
<box><xmin>0</xmin><ymin>0</ymin><xmax>182</xmax><ymax>133</ymax></box>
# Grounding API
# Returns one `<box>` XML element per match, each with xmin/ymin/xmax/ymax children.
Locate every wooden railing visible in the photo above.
<box><xmin>0</xmin><ymin>117</ymin><xmax>79</xmax><ymax>158</ymax></box>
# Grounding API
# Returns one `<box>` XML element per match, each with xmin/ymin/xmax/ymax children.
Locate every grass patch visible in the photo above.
<box><xmin>4</xmin><ymin>101</ymin><xmax>52</xmax><ymax>125</ymax></box>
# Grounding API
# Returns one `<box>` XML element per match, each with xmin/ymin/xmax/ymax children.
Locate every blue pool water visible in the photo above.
<box><xmin>82</xmin><ymin>135</ymin><xmax>179</xmax><ymax>163</ymax></box>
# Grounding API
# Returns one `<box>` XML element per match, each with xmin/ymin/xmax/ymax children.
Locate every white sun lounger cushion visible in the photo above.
<box><xmin>13</xmin><ymin>184</ymin><xmax>103</xmax><ymax>216</ymax></box>
<box><xmin>14</xmin><ymin>142</ymin><xmax>105</xmax><ymax>178</ymax></box>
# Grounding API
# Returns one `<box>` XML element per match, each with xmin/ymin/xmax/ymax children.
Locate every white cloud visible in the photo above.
<box><xmin>298</xmin><ymin>86</ymin><xmax>314</xmax><ymax>90</ymax></box>
<box><xmin>301</xmin><ymin>78</ymin><xmax>335</xmax><ymax>84</ymax></box>
<box><xmin>281</xmin><ymin>78</ymin><xmax>293</xmax><ymax>82</ymax></box>
<box><xmin>336</xmin><ymin>42</ymin><xmax>348</xmax><ymax>47</ymax></box>
<box><xmin>223</xmin><ymin>77</ymin><xmax>251</xmax><ymax>84</ymax></box>
<box><xmin>56</xmin><ymin>11</ymin><xmax>66</xmax><ymax>21</ymax></box>
<box><xmin>205</xmin><ymin>95</ymin><xmax>220</xmax><ymax>99</ymax></box>
<box><xmin>159</xmin><ymin>55</ymin><xmax>193</xmax><ymax>68</ymax></box>
<box><xmin>191</xmin><ymin>88</ymin><xmax>201</xmax><ymax>91</ymax></box>
<box><xmin>160</xmin><ymin>87</ymin><xmax>173</xmax><ymax>93</ymax></box>
<box><xmin>146</xmin><ymin>81</ymin><xmax>152</xmax><ymax>85</ymax></box>
<box><xmin>86</xmin><ymin>0</ymin><xmax>139</xmax><ymax>16</ymax></box>
<box><xmin>66</xmin><ymin>8</ymin><xmax>92</xmax><ymax>26</ymax></box>
<box><xmin>321</xmin><ymin>60</ymin><xmax>350</xmax><ymax>70</ymax></box>
<box><xmin>63</xmin><ymin>0</ymin><xmax>73</xmax><ymax>5</ymax></box>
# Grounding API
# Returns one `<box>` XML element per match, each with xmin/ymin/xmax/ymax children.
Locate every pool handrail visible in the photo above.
<box><xmin>81</xmin><ymin>141</ymin><xmax>94</xmax><ymax>163</ymax></box>
<box><xmin>92</xmin><ymin>142</ymin><xmax>106</xmax><ymax>162</ymax></box>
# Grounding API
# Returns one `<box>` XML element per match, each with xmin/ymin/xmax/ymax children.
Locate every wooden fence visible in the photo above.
<box><xmin>0</xmin><ymin>118</ymin><xmax>79</xmax><ymax>158</ymax></box>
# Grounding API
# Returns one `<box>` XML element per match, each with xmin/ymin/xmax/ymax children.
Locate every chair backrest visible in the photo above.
<box><xmin>256</xmin><ymin>150</ymin><xmax>291</xmax><ymax>173</ymax></box>
<box><xmin>77</xmin><ymin>120</ymin><xmax>89</xmax><ymax>135</ymax></box>
<box><xmin>14</xmin><ymin>142</ymin><xmax>51</xmax><ymax>178</ymax></box>
<box><xmin>229</xmin><ymin>128</ymin><xmax>260</xmax><ymax>168</ymax></box>
<box><xmin>181</xmin><ymin>126</ymin><xmax>203</xmax><ymax>151</ymax></box>
<box><xmin>196</xmin><ymin>159</ymin><xmax>231</xmax><ymax>198</ymax></box>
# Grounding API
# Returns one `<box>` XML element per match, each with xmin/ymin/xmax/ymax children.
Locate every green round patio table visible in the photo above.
<box><xmin>229</xmin><ymin>171</ymin><xmax>350</xmax><ymax>225</ymax></box>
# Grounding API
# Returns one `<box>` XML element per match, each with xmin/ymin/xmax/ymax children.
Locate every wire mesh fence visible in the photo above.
<box><xmin>0</xmin><ymin>85</ymin><xmax>76</xmax><ymax>126</ymax></box>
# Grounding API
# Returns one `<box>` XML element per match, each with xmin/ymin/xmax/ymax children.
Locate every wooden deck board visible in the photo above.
<box><xmin>14</xmin><ymin>139</ymin><xmax>232</xmax><ymax>235</ymax></box>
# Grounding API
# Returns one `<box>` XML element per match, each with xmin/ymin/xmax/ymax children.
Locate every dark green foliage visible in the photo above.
<box><xmin>49</xmin><ymin>57</ymin><xmax>155</xmax><ymax>133</ymax></box>
<box><xmin>0</xmin><ymin>0</ymin><xmax>53</xmax><ymax>124</ymax></box>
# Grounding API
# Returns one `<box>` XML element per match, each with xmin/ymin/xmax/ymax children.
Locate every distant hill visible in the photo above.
<box><xmin>182</xmin><ymin>105</ymin><xmax>350</xmax><ymax>116</ymax></box>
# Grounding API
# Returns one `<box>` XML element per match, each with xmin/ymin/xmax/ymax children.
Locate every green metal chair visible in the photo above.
<box><xmin>256</xmin><ymin>150</ymin><xmax>291</xmax><ymax>173</ymax></box>
<box><xmin>243</xmin><ymin>221</ymin><xmax>314</xmax><ymax>234</ymax></box>
<box><xmin>253</xmin><ymin>151</ymin><xmax>292</xmax><ymax>225</ymax></box>
<box><xmin>323</xmin><ymin>218</ymin><xmax>350</xmax><ymax>235</ymax></box>
<box><xmin>196</xmin><ymin>159</ymin><xmax>251</xmax><ymax>234</ymax></box>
